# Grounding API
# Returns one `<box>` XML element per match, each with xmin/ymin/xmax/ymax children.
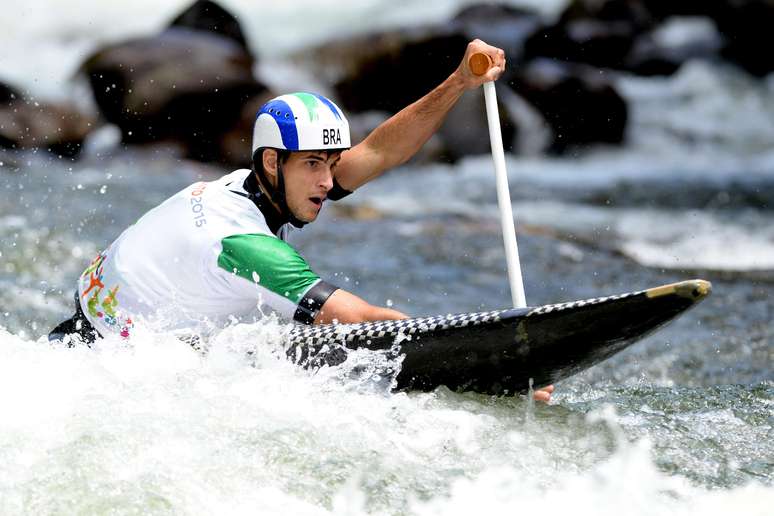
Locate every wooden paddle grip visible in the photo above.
<box><xmin>468</xmin><ymin>52</ymin><xmax>493</xmax><ymax>76</ymax></box>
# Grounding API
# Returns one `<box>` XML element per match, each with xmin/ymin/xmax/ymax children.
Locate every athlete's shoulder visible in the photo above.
<box><xmin>216</xmin><ymin>233</ymin><xmax>320</xmax><ymax>301</ymax></box>
<box><xmin>218</xmin><ymin>233</ymin><xmax>306</xmax><ymax>272</ymax></box>
<box><xmin>213</xmin><ymin>168</ymin><xmax>252</xmax><ymax>187</ymax></box>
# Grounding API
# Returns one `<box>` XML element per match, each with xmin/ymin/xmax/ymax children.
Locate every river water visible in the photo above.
<box><xmin>1</xmin><ymin>1</ymin><xmax>772</xmax><ymax>514</ymax></box>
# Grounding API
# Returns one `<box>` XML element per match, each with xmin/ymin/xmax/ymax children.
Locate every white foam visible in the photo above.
<box><xmin>411</xmin><ymin>439</ymin><xmax>774</xmax><ymax>516</ymax></box>
<box><xmin>616</xmin><ymin>61</ymin><xmax>774</xmax><ymax>155</ymax></box>
<box><xmin>518</xmin><ymin>202</ymin><xmax>774</xmax><ymax>271</ymax></box>
<box><xmin>651</xmin><ymin>16</ymin><xmax>722</xmax><ymax>50</ymax></box>
<box><xmin>350</xmin><ymin>154</ymin><xmax>774</xmax><ymax>272</ymax></box>
<box><xmin>1</xmin><ymin>325</ymin><xmax>771</xmax><ymax>514</ymax></box>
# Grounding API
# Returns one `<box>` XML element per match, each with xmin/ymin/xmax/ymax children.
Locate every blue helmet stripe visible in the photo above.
<box><xmin>312</xmin><ymin>93</ymin><xmax>342</xmax><ymax>120</ymax></box>
<box><xmin>257</xmin><ymin>99</ymin><xmax>298</xmax><ymax>150</ymax></box>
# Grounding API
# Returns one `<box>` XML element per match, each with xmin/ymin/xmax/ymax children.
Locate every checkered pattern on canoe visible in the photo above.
<box><xmin>288</xmin><ymin>310</ymin><xmax>503</xmax><ymax>347</ymax></box>
<box><xmin>527</xmin><ymin>289</ymin><xmax>645</xmax><ymax>316</ymax></box>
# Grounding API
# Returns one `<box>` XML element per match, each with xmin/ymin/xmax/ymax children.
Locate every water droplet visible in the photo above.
<box><xmin>76</xmin><ymin>184</ymin><xmax>83</xmax><ymax>190</ymax></box>
<box><xmin>99</xmin><ymin>185</ymin><xmax>107</xmax><ymax>194</ymax></box>
<box><xmin>252</xmin><ymin>271</ymin><xmax>260</xmax><ymax>283</ymax></box>
<box><xmin>386</xmin><ymin>299</ymin><xmax>394</xmax><ymax>307</ymax></box>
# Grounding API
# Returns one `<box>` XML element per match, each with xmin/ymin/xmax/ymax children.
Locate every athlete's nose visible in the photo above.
<box><xmin>320</xmin><ymin>166</ymin><xmax>334</xmax><ymax>192</ymax></box>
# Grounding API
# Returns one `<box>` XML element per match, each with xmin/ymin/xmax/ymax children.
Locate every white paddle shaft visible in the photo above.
<box><xmin>483</xmin><ymin>81</ymin><xmax>527</xmax><ymax>308</ymax></box>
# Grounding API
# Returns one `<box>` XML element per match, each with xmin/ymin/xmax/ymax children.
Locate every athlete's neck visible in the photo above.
<box><xmin>244</xmin><ymin>171</ymin><xmax>288</xmax><ymax>235</ymax></box>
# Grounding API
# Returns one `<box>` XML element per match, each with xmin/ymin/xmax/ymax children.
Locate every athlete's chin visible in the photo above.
<box><xmin>295</xmin><ymin>209</ymin><xmax>319</xmax><ymax>223</ymax></box>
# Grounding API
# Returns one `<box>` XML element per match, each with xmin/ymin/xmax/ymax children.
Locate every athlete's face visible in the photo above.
<box><xmin>265</xmin><ymin>150</ymin><xmax>341</xmax><ymax>223</ymax></box>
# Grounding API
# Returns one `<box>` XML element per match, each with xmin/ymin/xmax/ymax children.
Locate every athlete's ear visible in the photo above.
<box><xmin>263</xmin><ymin>149</ymin><xmax>278</xmax><ymax>186</ymax></box>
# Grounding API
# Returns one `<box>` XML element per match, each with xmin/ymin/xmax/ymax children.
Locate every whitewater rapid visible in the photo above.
<box><xmin>1</xmin><ymin>0</ymin><xmax>772</xmax><ymax>513</ymax></box>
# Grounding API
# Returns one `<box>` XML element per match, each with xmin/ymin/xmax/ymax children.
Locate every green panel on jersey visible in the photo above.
<box><xmin>218</xmin><ymin>234</ymin><xmax>319</xmax><ymax>302</ymax></box>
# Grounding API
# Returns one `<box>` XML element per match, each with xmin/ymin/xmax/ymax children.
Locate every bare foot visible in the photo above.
<box><xmin>533</xmin><ymin>384</ymin><xmax>554</xmax><ymax>403</ymax></box>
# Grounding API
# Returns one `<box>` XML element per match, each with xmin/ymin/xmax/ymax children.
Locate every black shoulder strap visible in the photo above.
<box><xmin>226</xmin><ymin>172</ymin><xmax>287</xmax><ymax>235</ymax></box>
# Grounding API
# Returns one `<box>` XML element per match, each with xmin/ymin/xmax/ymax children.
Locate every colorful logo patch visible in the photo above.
<box><xmin>80</xmin><ymin>251</ymin><xmax>134</xmax><ymax>338</ymax></box>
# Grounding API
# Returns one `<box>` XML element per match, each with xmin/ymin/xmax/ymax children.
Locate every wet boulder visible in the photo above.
<box><xmin>436</xmin><ymin>89</ymin><xmax>518</xmax><ymax>161</ymax></box>
<box><xmin>522</xmin><ymin>0</ymin><xmax>718</xmax><ymax>71</ymax></box>
<box><xmin>331</xmin><ymin>29</ymin><xmax>520</xmax><ymax>162</ymax></box>
<box><xmin>0</xmin><ymin>82</ymin><xmax>95</xmax><ymax>158</ymax></box>
<box><xmin>526</xmin><ymin>0</ymin><xmax>774</xmax><ymax>77</ymax></box>
<box><xmin>167</xmin><ymin>0</ymin><xmax>249</xmax><ymax>50</ymax></box>
<box><xmin>81</xmin><ymin>0</ymin><xmax>267</xmax><ymax>164</ymax></box>
<box><xmin>525</xmin><ymin>10</ymin><xmax>646</xmax><ymax>69</ymax></box>
<box><xmin>333</xmin><ymin>29</ymin><xmax>470</xmax><ymax>114</ymax></box>
<box><xmin>449</xmin><ymin>4</ymin><xmax>544</xmax><ymax>66</ymax></box>
<box><xmin>637</xmin><ymin>0</ymin><xmax>774</xmax><ymax>77</ymax></box>
<box><xmin>0</xmin><ymin>83</ymin><xmax>21</xmax><ymax>104</ymax></box>
<box><xmin>625</xmin><ymin>17</ymin><xmax>724</xmax><ymax>76</ymax></box>
<box><xmin>326</xmin><ymin>6</ymin><xmax>544</xmax><ymax>159</ymax></box>
<box><xmin>508</xmin><ymin>59</ymin><xmax>628</xmax><ymax>153</ymax></box>
<box><xmin>560</xmin><ymin>0</ymin><xmax>657</xmax><ymax>29</ymax></box>
<box><xmin>636</xmin><ymin>0</ymin><xmax>747</xmax><ymax>26</ymax></box>
<box><xmin>331</xmin><ymin>5</ymin><xmax>543</xmax><ymax>114</ymax></box>
<box><xmin>219</xmin><ymin>91</ymin><xmax>275</xmax><ymax>168</ymax></box>
<box><xmin>523</xmin><ymin>0</ymin><xmax>662</xmax><ymax>68</ymax></box>
<box><xmin>712</xmin><ymin>0</ymin><xmax>774</xmax><ymax>77</ymax></box>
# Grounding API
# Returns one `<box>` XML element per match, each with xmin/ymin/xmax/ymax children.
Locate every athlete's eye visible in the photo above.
<box><xmin>306</xmin><ymin>160</ymin><xmax>320</xmax><ymax>169</ymax></box>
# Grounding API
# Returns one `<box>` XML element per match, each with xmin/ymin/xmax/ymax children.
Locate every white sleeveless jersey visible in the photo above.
<box><xmin>76</xmin><ymin>169</ymin><xmax>337</xmax><ymax>338</ymax></box>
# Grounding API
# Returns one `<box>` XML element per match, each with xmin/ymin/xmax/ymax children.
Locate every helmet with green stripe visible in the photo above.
<box><xmin>252</xmin><ymin>92</ymin><xmax>351</xmax><ymax>156</ymax></box>
<box><xmin>251</xmin><ymin>92</ymin><xmax>351</xmax><ymax>229</ymax></box>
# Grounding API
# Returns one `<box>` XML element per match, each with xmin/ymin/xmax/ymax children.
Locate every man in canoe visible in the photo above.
<box><xmin>50</xmin><ymin>39</ymin><xmax>554</xmax><ymax>402</ymax></box>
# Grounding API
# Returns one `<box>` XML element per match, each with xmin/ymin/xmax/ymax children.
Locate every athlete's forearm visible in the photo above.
<box><xmin>335</xmin><ymin>39</ymin><xmax>506</xmax><ymax>191</ymax></box>
<box><xmin>314</xmin><ymin>289</ymin><xmax>408</xmax><ymax>324</ymax></box>
<box><xmin>315</xmin><ymin>304</ymin><xmax>407</xmax><ymax>324</ymax></box>
<box><xmin>360</xmin><ymin>72</ymin><xmax>466</xmax><ymax>174</ymax></box>
<box><xmin>364</xmin><ymin>306</ymin><xmax>408</xmax><ymax>322</ymax></box>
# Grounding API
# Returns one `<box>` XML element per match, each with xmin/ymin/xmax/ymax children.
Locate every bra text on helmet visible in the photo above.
<box><xmin>322</xmin><ymin>128</ymin><xmax>341</xmax><ymax>146</ymax></box>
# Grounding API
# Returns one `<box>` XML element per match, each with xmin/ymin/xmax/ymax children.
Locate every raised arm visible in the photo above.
<box><xmin>334</xmin><ymin>39</ymin><xmax>506</xmax><ymax>191</ymax></box>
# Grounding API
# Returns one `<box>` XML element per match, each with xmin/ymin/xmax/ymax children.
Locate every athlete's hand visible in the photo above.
<box><xmin>456</xmin><ymin>39</ymin><xmax>506</xmax><ymax>88</ymax></box>
<box><xmin>533</xmin><ymin>384</ymin><xmax>554</xmax><ymax>403</ymax></box>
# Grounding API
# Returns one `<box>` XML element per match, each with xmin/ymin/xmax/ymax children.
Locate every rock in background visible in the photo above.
<box><xmin>49</xmin><ymin>0</ymin><xmax>774</xmax><ymax>166</ymax></box>
<box><xmin>304</xmin><ymin>3</ymin><xmax>629</xmax><ymax>158</ymax></box>
<box><xmin>0</xmin><ymin>81</ymin><xmax>95</xmax><ymax>158</ymax></box>
<box><xmin>81</xmin><ymin>0</ymin><xmax>270</xmax><ymax>166</ymax></box>
<box><xmin>509</xmin><ymin>60</ymin><xmax>627</xmax><ymax>153</ymax></box>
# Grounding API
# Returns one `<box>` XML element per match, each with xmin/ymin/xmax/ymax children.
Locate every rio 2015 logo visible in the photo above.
<box><xmin>190</xmin><ymin>183</ymin><xmax>208</xmax><ymax>227</ymax></box>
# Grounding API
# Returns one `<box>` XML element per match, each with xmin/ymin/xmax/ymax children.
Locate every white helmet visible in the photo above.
<box><xmin>252</xmin><ymin>92</ymin><xmax>351</xmax><ymax>156</ymax></box>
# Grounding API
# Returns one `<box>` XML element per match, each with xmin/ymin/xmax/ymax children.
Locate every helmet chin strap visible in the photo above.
<box><xmin>275</xmin><ymin>160</ymin><xmax>307</xmax><ymax>229</ymax></box>
<box><xmin>254</xmin><ymin>149</ymin><xmax>307</xmax><ymax>229</ymax></box>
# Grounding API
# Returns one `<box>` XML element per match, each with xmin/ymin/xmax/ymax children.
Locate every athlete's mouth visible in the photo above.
<box><xmin>309</xmin><ymin>196</ymin><xmax>325</xmax><ymax>207</ymax></box>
